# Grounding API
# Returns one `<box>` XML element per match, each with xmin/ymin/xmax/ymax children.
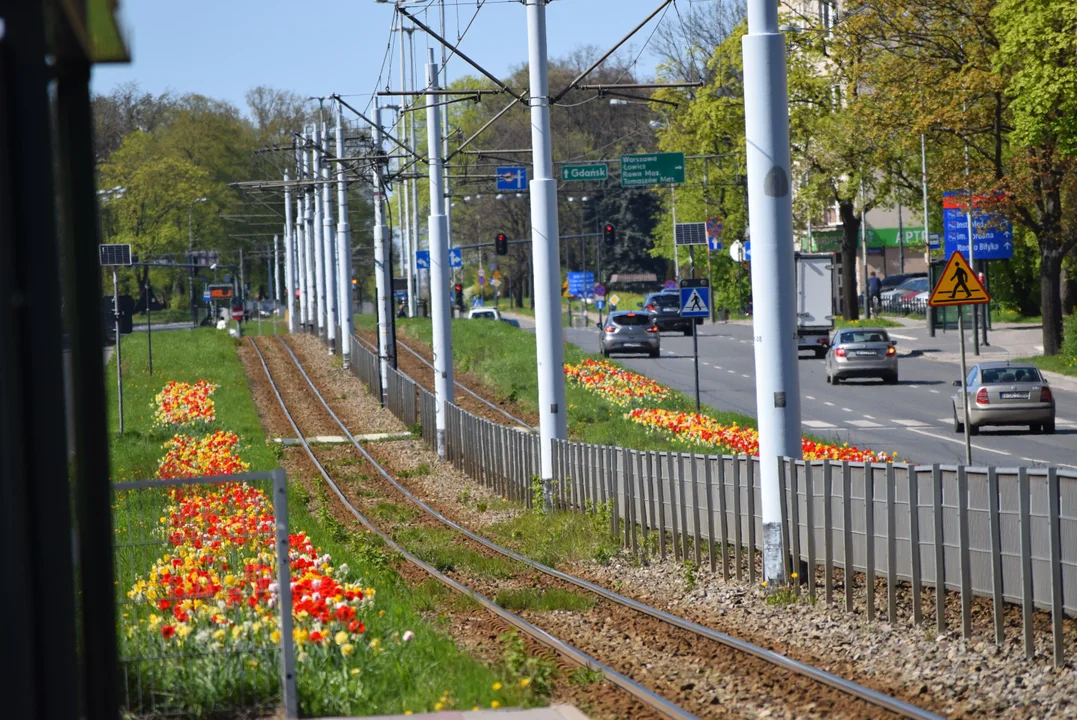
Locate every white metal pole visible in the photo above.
<box><xmin>400</xmin><ymin>23</ymin><xmax>416</xmax><ymax>318</ymax></box>
<box><xmin>312</xmin><ymin>126</ymin><xmax>328</xmax><ymax>340</ymax></box>
<box><xmin>299</xmin><ymin>196</ymin><xmax>309</xmax><ymax>329</ymax></box>
<box><xmin>322</xmin><ymin>121</ymin><xmax>338</xmax><ymax>355</ymax></box>
<box><xmin>672</xmin><ymin>187</ymin><xmax>680</xmax><ymax>281</ymax></box>
<box><xmin>964</xmin><ymin>136</ymin><xmax>979</xmax><ymax>355</ymax></box>
<box><xmin>336</xmin><ymin>101</ymin><xmax>353</xmax><ymax>368</ymax></box>
<box><xmin>408</xmin><ymin>28</ymin><xmax>422</xmax><ymax>316</ymax></box>
<box><xmin>922</xmin><ymin>133</ymin><xmax>934</xmax><ymax>336</ymax></box>
<box><xmin>274</xmin><ymin>234</ymin><xmax>281</xmax><ymax>305</ymax></box>
<box><xmin>372</xmin><ymin>102</ymin><xmax>393</xmax><ymax>396</ymax></box>
<box><xmin>284</xmin><ymin>172</ymin><xmax>297</xmax><ymax>332</ymax></box>
<box><xmin>440</xmin><ymin>0</ymin><xmax>454</xmax><ymax>282</ymax></box>
<box><xmin>426</xmin><ymin>49</ymin><xmax>455</xmax><ymax>460</ymax></box>
<box><xmin>742</xmin><ymin>0</ymin><xmax>801</xmax><ymax>586</ymax></box>
<box><xmin>304</xmin><ymin>129</ymin><xmax>316</xmax><ymax>332</ymax></box>
<box><xmin>860</xmin><ymin>179</ymin><xmax>869</xmax><ymax>318</ymax></box>
<box><xmin>526</xmin><ymin>0</ymin><xmax>567</xmax><ymax>503</ymax></box>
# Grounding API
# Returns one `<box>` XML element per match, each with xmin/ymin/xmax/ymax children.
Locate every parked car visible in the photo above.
<box><xmin>640</xmin><ymin>292</ymin><xmax>694</xmax><ymax>335</ymax></box>
<box><xmin>879</xmin><ymin>272</ymin><xmax>927</xmax><ymax>293</ymax></box>
<box><xmin>599</xmin><ymin>311</ymin><xmax>660</xmax><ymax>357</ymax></box>
<box><xmin>952</xmin><ymin>362</ymin><xmax>1055</xmax><ymax>434</ymax></box>
<box><xmin>825</xmin><ymin>327</ymin><xmax>899</xmax><ymax>384</ymax></box>
<box><xmin>468</xmin><ymin>308</ymin><xmax>501</xmax><ymax>321</ymax></box>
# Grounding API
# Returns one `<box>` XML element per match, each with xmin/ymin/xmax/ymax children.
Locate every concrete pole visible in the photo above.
<box><xmin>372</xmin><ymin>101</ymin><xmax>394</xmax><ymax>397</ymax></box>
<box><xmin>440</xmin><ymin>0</ymin><xmax>455</xmax><ymax>285</ymax></box>
<box><xmin>399</xmin><ymin>22</ymin><xmax>416</xmax><ymax>318</ymax></box>
<box><xmin>336</xmin><ymin>101</ymin><xmax>353</xmax><ymax>368</ymax></box>
<box><xmin>312</xmin><ymin>126</ymin><xmax>328</xmax><ymax>340</ymax></box>
<box><xmin>304</xmin><ymin>130</ymin><xmax>316</xmax><ymax>332</ymax></box>
<box><xmin>426</xmin><ymin>49</ymin><xmax>455</xmax><ymax>460</ymax></box>
<box><xmin>274</xmin><ymin>233</ymin><xmax>281</xmax><ymax>305</ymax></box>
<box><xmin>408</xmin><ymin>28</ymin><xmax>422</xmax><ymax>316</ymax></box>
<box><xmin>526</xmin><ymin>0</ymin><xmax>567</xmax><ymax>503</ymax></box>
<box><xmin>742</xmin><ymin>0</ymin><xmax>801</xmax><ymax>586</ymax></box>
<box><xmin>284</xmin><ymin>172</ymin><xmax>297</xmax><ymax>332</ymax></box>
<box><xmin>922</xmin><ymin>134</ymin><xmax>934</xmax><ymax>337</ymax></box>
<box><xmin>299</xmin><ymin>195</ymin><xmax>309</xmax><ymax>329</ymax></box>
<box><xmin>322</xmin><ymin>121</ymin><xmax>338</xmax><ymax>355</ymax></box>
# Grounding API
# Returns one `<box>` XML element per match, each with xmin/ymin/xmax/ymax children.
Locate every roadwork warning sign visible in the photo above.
<box><xmin>928</xmin><ymin>251</ymin><xmax>990</xmax><ymax>307</ymax></box>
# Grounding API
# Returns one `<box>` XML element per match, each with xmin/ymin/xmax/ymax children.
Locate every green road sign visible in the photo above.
<box><xmin>561</xmin><ymin>163</ymin><xmax>608</xmax><ymax>182</ymax></box>
<box><xmin>620</xmin><ymin>152</ymin><xmax>685</xmax><ymax>187</ymax></box>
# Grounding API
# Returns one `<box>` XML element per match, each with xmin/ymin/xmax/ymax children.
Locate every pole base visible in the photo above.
<box><xmin>762</xmin><ymin>521</ymin><xmax>787</xmax><ymax>586</ymax></box>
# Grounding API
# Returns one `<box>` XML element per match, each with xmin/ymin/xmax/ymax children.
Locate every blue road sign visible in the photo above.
<box><xmin>496</xmin><ymin>167</ymin><xmax>528</xmax><ymax>192</ymax></box>
<box><xmin>595</xmin><ymin>299</ymin><xmax>606</xmax><ymax>311</ymax></box>
<box><xmin>706</xmin><ymin>216</ymin><xmax>723</xmax><ymax>237</ymax></box>
<box><xmin>416</xmin><ymin>250</ymin><xmax>430</xmax><ymax>270</ymax></box>
<box><xmin>663</xmin><ymin>279</ymin><xmax>677</xmax><ymax>291</ymax></box>
<box><xmin>449</xmin><ymin>248</ymin><xmax>463</xmax><ymax>269</ymax></box>
<box><xmin>942</xmin><ymin>191</ymin><xmax>1014</xmax><ymax>260</ymax></box>
<box><xmin>745</xmin><ymin>241</ymin><xmax>751</xmax><ymax>262</ymax></box>
<box><xmin>567</xmin><ymin>271</ymin><xmax>594</xmax><ymax>297</ymax></box>
<box><xmin>680</xmin><ymin>285</ymin><xmax>710</xmax><ymax>317</ymax></box>
<box><xmin>929</xmin><ymin>233</ymin><xmax>941</xmax><ymax>250</ymax></box>
<box><xmin>202</xmin><ymin>290</ymin><xmax>211</xmax><ymax>301</ymax></box>
<box><xmin>708</xmin><ymin>237</ymin><xmax>723</xmax><ymax>252</ymax></box>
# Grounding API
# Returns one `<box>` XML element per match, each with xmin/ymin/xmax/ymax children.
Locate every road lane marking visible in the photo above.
<box><xmin>909</xmin><ymin>385</ymin><xmax>920</xmax><ymax>389</ymax></box>
<box><xmin>890</xmin><ymin>333</ymin><xmax>917</xmax><ymax>340</ymax></box>
<box><xmin>824</xmin><ymin>402</ymin><xmax>835</xmax><ymax>407</ymax></box>
<box><xmin>930</xmin><ymin>390</ymin><xmax>940</xmax><ymax>394</ymax></box>
<box><xmin>864</xmin><ymin>414</ymin><xmax>876</xmax><ymax>420</ymax></box>
<box><xmin>894</xmin><ymin>419</ymin><xmax>929</xmax><ymax>427</ymax></box>
<box><xmin>741</xmin><ymin>374</ymin><xmax>750</xmax><ymax>378</ymax></box>
<box><xmin>728</xmin><ymin>369</ymin><xmax>736</xmax><ymax>374</ymax></box>
<box><xmin>803</xmin><ymin>420</ymin><xmax>837</xmax><ymax>429</ymax></box>
<box><xmin>842</xmin><ymin>407</ymin><xmax>852</xmax><ymax>412</ymax></box>
<box><xmin>806</xmin><ymin>395</ymin><xmax>816</xmax><ymax>400</ymax></box>
<box><xmin>936</xmin><ymin>418</ymin><xmax>952</xmax><ymax>424</ymax></box>
<box><xmin>848</xmin><ymin>419</ymin><xmax>883</xmax><ymax>428</ymax></box>
<box><xmin>907</xmin><ymin>428</ymin><xmax>1012</xmax><ymax>456</ymax></box>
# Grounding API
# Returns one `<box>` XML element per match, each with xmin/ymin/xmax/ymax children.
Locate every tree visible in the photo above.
<box><xmin>246</xmin><ymin>86</ymin><xmax>312</xmax><ymax>143</ymax></box>
<box><xmin>91</xmin><ymin>82</ymin><xmax>174</xmax><ymax>160</ymax></box>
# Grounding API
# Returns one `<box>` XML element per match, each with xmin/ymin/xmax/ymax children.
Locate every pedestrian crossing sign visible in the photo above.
<box><xmin>928</xmin><ymin>251</ymin><xmax>990</xmax><ymax>307</ymax></box>
<box><xmin>680</xmin><ymin>285</ymin><xmax>710</xmax><ymax>317</ymax></box>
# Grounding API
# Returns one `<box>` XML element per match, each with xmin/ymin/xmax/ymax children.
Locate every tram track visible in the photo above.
<box><xmin>253</xmin><ymin>335</ymin><xmax>944</xmax><ymax>720</ymax></box>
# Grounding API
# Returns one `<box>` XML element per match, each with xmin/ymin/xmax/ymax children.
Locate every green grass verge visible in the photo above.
<box><xmin>105</xmin><ymin>328</ymin><xmax>277</xmax><ymax>481</ymax></box>
<box><xmin>835</xmin><ymin>317</ymin><xmax>902</xmax><ymax>329</ymax></box>
<box><xmin>992</xmin><ymin>309</ymin><xmax>1042</xmax><ymax>324</ymax></box>
<box><xmin>133</xmin><ymin>308</ymin><xmax>195</xmax><ymax>324</ymax></box>
<box><xmin>394</xmin><ymin>317</ymin><xmax>755</xmax><ymax>452</ymax></box>
<box><xmin>487</xmin><ymin>509</ymin><xmax>622</xmax><ymax>569</ymax></box>
<box><xmin>108</xmin><ymin>328</ymin><xmax>548</xmax><ymax>716</ymax></box>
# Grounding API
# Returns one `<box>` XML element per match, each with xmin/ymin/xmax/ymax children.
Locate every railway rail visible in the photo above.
<box><xmin>254</xmin><ymin>335</ymin><xmax>944</xmax><ymax>720</ymax></box>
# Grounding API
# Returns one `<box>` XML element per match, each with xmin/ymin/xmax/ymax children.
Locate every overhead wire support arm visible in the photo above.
<box><xmin>396</xmin><ymin>6</ymin><xmax>525</xmax><ymax>102</ymax></box>
<box><xmin>377</xmin><ymin>89</ymin><xmax>505</xmax><ymax>97</ymax></box>
<box><xmin>333</xmin><ymin>94</ymin><xmax>425</xmax><ymax>164</ymax></box>
<box><xmin>403</xmin><ymin>95</ymin><xmax>482</xmax><ymax>115</ymax></box>
<box><xmin>445</xmin><ymin>96</ymin><xmax>526</xmax><ymax>161</ymax></box>
<box><xmin>578</xmin><ymin>81</ymin><xmax>704</xmax><ymax>91</ymax></box>
<box><xmin>550</xmin><ymin>0</ymin><xmax>674</xmax><ymax>104</ymax></box>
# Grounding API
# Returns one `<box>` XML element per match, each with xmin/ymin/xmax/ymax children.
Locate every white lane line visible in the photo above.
<box><xmin>824</xmin><ymin>402</ymin><xmax>835</xmax><ymax>407</ymax></box>
<box><xmin>1057</xmin><ymin>418</ymin><xmax>1077</xmax><ymax>427</ymax></box>
<box><xmin>936</xmin><ymin>418</ymin><xmax>952</xmax><ymax>424</ymax></box>
<box><xmin>930</xmin><ymin>390</ymin><xmax>940</xmax><ymax>394</ymax></box>
<box><xmin>848</xmin><ymin>419</ymin><xmax>883</xmax><ymax>428</ymax></box>
<box><xmin>842</xmin><ymin>407</ymin><xmax>852</xmax><ymax>412</ymax></box>
<box><xmin>728</xmin><ymin>369</ymin><xmax>736</xmax><ymax>374</ymax></box>
<box><xmin>864</xmin><ymin>414</ymin><xmax>876</xmax><ymax>420</ymax></box>
<box><xmin>741</xmin><ymin>374</ymin><xmax>750</xmax><ymax>378</ymax></box>
<box><xmin>702</xmin><ymin>362</ymin><xmax>711</xmax><ymax>366</ymax></box>
<box><xmin>715</xmin><ymin>365</ymin><xmax>723</xmax><ymax>370</ymax></box>
<box><xmin>894</xmin><ymin>419</ymin><xmax>929</xmax><ymax>427</ymax></box>
<box><xmin>909</xmin><ymin>384</ymin><xmax>920</xmax><ymax>389</ymax></box>
<box><xmin>805</xmin><ymin>395</ymin><xmax>816</xmax><ymax>401</ymax></box>
<box><xmin>907</xmin><ymin>427</ymin><xmax>1013</xmax><ymax>456</ymax></box>
<box><xmin>803</xmin><ymin>420</ymin><xmax>837</xmax><ymax>429</ymax></box>
<box><xmin>890</xmin><ymin>333</ymin><xmax>917</xmax><ymax>340</ymax></box>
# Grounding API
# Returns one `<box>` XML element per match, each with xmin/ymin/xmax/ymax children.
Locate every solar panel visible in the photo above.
<box><xmin>674</xmin><ymin>222</ymin><xmax>707</xmax><ymax>246</ymax></box>
<box><xmin>99</xmin><ymin>244</ymin><xmax>132</xmax><ymax>266</ymax></box>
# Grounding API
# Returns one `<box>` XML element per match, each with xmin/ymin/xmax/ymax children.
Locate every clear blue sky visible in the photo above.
<box><xmin>92</xmin><ymin>0</ymin><xmax>685</xmax><ymax>116</ymax></box>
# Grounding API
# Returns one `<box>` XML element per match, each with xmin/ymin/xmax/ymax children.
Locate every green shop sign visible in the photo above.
<box><xmin>810</xmin><ymin>227</ymin><xmax>928</xmax><ymax>251</ymax></box>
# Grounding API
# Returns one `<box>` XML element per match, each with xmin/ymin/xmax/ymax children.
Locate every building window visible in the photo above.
<box><xmin>819</xmin><ymin>0</ymin><xmax>835</xmax><ymax>31</ymax></box>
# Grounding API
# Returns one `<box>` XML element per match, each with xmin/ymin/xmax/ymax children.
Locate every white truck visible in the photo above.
<box><xmin>796</xmin><ymin>252</ymin><xmax>837</xmax><ymax>358</ymax></box>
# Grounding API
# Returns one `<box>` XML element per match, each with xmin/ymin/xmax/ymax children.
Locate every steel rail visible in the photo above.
<box><xmin>281</xmin><ymin>336</ymin><xmax>945</xmax><ymax>720</ymax></box>
<box><xmin>352</xmin><ymin>331</ymin><xmax>535</xmax><ymax>430</ymax></box>
<box><xmin>247</xmin><ymin>337</ymin><xmax>696</xmax><ymax>720</ymax></box>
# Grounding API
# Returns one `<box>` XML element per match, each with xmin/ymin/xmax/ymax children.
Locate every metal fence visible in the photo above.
<box><xmin>112</xmin><ymin>470</ymin><xmax>296</xmax><ymax>717</ymax></box>
<box><xmin>354</xmin><ymin>339</ymin><xmax>1075</xmax><ymax>666</ymax></box>
<box><xmin>349</xmin><ymin>337</ymin><xmax>382</xmax><ymax>401</ymax></box>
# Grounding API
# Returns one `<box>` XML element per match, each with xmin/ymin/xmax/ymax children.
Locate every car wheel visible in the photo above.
<box><xmin>884</xmin><ymin>372</ymin><xmax>898</xmax><ymax>385</ymax></box>
<box><xmin>1030</xmin><ymin>423</ymin><xmax>1042</xmax><ymax>434</ymax></box>
<box><xmin>953</xmin><ymin>407</ymin><xmax>964</xmax><ymax>433</ymax></box>
<box><xmin>683</xmin><ymin>327</ymin><xmax>693</xmax><ymax>337</ymax></box>
<box><xmin>814</xmin><ymin>348</ymin><xmax>826</xmax><ymax>359</ymax></box>
<box><xmin>602</xmin><ymin>349</ymin><xmax>610</xmax><ymax>358</ymax></box>
<box><xmin>832</xmin><ymin>374</ymin><xmax>842</xmax><ymax>385</ymax></box>
<box><xmin>969</xmin><ymin>424</ymin><xmax>980</xmax><ymax>436</ymax></box>
<box><xmin>1044</xmin><ymin>421</ymin><xmax>1056</xmax><ymax>435</ymax></box>
<box><xmin>649</xmin><ymin>349</ymin><xmax>660</xmax><ymax>358</ymax></box>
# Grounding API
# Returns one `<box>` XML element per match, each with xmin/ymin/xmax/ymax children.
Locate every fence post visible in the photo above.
<box><xmin>908</xmin><ymin>465</ymin><xmax>922</xmax><ymax>625</ymax></box>
<box><xmin>747</xmin><ymin>457</ymin><xmax>757</xmax><ymax>586</ymax></box>
<box><xmin>957</xmin><ymin>465</ymin><xmax>972</xmax><ymax>640</ymax></box>
<box><xmin>718</xmin><ymin>457</ymin><xmax>730</xmax><ymax>581</ymax></box>
<box><xmin>805</xmin><ymin>461</ymin><xmax>816</xmax><ymax>600</ymax></box>
<box><xmin>733</xmin><ymin>456</ymin><xmax>743</xmax><ymax>581</ymax></box>
<box><xmin>823</xmin><ymin>461</ymin><xmax>834</xmax><ymax>606</ymax></box>
<box><xmin>1019</xmin><ymin>466</ymin><xmax>1034</xmax><ymax>659</ymax></box>
<box><xmin>865</xmin><ymin>463</ymin><xmax>876</xmax><ymax>623</ymax></box>
<box><xmin>842</xmin><ymin>461</ymin><xmax>853</xmax><ymax>613</ymax></box>
<box><xmin>987</xmin><ymin>467</ymin><xmax>1004</xmax><ymax>645</ymax></box>
<box><xmin>271</xmin><ymin>469</ymin><xmax>298</xmax><ymax>718</ymax></box>
<box><xmin>1048</xmin><ymin>468</ymin><xmax>1065</xmax><ymax>667</ymax></box>
<box><xmin>705</xmin><ymin>457</ymin><xmax>717</xmax><ymax>574</ymax></box>
<box><xmin>886</xmin><ymin>463</ymin><xmax>897</xmax><ymax>624</ymax></box>
<box><xmin>932</xmin><ymin>463</ymin><xmax>946</xmax><ymax>635</ymax></box>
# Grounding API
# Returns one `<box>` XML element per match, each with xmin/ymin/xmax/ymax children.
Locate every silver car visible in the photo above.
<box><xmin>600</xmin><ymin>311</ymin><xmax>660</xmax><ymax>358</ymax></box>
<box><xmin>952</xmin><ymin>362</ymin><xmax>1056</xmax><ymax>435</ymax></box>
<box><xmin>825</xmin><ymin>328</ymin><xmax>899</xmax><ymax>384</ymax></box>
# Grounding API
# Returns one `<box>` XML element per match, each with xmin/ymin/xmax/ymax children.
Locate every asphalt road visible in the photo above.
<box><xmin>558</xmin><ymin>319</ymin><xmax>1077</xmax><ymax>469</ymax></box>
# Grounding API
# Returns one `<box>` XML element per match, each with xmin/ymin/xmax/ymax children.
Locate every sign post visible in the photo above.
<box><xmin>706</xmin><ymin>218</ymin><xmax>723</xmax><ymax>320</ymax></box>
<box><xmin>927</xmin><ymin>251</ymin><xmax>991</xmax><ymax>464</ymax></box>
<box><xmin>680</xmin><ymin>279</ymin><xmax>711</xmax><ymax>413</ymax></box>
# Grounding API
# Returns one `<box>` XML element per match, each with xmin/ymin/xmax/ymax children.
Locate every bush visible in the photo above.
<box><xmin>1062</xmin><ymin>313</ymin><xmax>1077</xmax><ymax>359</ymax></box>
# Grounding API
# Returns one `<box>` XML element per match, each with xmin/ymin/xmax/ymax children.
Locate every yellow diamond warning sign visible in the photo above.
<box><xmin>928</xmin><ymin>251</ymin><xmax>990</xmax><ymax>307</ymax></box>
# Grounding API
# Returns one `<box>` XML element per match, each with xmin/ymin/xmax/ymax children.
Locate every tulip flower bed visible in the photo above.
<box><xmin>625</xmin><ymin>407</ymin><xmax>900</xmax><ymax>463</ymax></box>
<box><xmin>564</xmin><ymin>358</ymin><xmax>672</xmax><ymax>407</ymax></box>
<box><xmin>157</xmin><ymin>430</ymin><xmax>252</xmax><ymax>479</ymax></box>
<box><xmin>119</xmin><ymin>480</ymin><xmax>381</xmax><ymax>716</ymax></box>
<box><xmin>153</xmin><ymin>379</ymin><xmax>218</xmax><ymax>427</ymax></box>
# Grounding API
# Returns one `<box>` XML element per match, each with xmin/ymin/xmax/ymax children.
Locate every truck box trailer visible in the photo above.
<box><xmin>796</xmin><ymin>252</ymin><xmax>837</xmax><ymax>358</ymax></box>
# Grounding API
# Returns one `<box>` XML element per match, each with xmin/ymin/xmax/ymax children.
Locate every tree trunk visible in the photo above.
<box><xmin>1041</xmin><ymin>249</ymin><xmax>1064</xmax><ymax>355</ymax></box>
<box><xmin>838</xmin><ymin>200</ymin><xmax>860</xmax><ymax>321</ymax></box>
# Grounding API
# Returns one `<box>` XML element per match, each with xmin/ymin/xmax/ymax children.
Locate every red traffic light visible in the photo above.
<box><xmin>454</xmin><ymin>283</ymin><xmax>463</xmax><ymax>292</ymax></box>
<box><xmin>605</xmin><ymin>224</ymin><xmax>614</xmax><ymax>233</ymax></box>
<box><xmin>495</xmin><ymin>232</ymin><xmax>508</xmax><ymax>256</ymax></box>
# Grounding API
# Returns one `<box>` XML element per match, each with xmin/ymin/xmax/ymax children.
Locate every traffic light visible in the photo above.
<box><xmin>454</xmin><ymin>283</ymin><xmax>465</xmax><ymax>310</ymax></box>
<box><xmin>495</xmin><ymin>232</ymin><xmax>508</xmax><ymax>256</ymax></box>
<box><xmin>603</xmin><ymin>223</ymin><xmax>616</xmax><ymax>247</ymax></box>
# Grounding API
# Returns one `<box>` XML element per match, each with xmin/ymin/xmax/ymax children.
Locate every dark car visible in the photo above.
<box><xmin>599</xmin><ymin>310</ymin><xmax>660</xmax><ymax>357</ymax></box>
<box><xmin>640</xmin><ymin>292</ymin><xmax>694</xmax><ymax>335</ymax></box>
<box><xmin>879</xmin><ymin>272</ymin><xmax>927</xmax><ymax>293</ymax></box>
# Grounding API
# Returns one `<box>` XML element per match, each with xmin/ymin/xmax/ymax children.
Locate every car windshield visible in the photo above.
<box><xmin>980</xmin><ymin>366</ymin><xmax>1041</xmax><ymax>384</ymax></box>
<box><xmin>839</xmin><ymin>330</ymin><xmax>889</xmax><ymax>344</ymax></box>
<box><xmin>472</xmin><ymin>311</ymin><xmax>495</xmax><ymax>318</ymax></box>
<box><xmin>613</xmin><ymin>313</ymin><xmax>651</xmax><ymax>326</ymax></box>
<box><xmin>649</xmin><ymin>295</ymin><xmax>679</xmax><ymax>306</ymax></box>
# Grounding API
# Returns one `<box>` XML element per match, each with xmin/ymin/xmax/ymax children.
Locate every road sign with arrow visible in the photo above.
<box><xmin>942</xmin><ymin>191</ymin><xmax>1014</xmax><ymax>260</ymax></box>
<box><xmin>620</xmin><ymin>152</ymin><xmax>685</xmax><ymax>187</ymax></box>
<box><xmin>496</xmin><ymin>167</ymin><xmax>528</xmax><ymax>192</ymax></box>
